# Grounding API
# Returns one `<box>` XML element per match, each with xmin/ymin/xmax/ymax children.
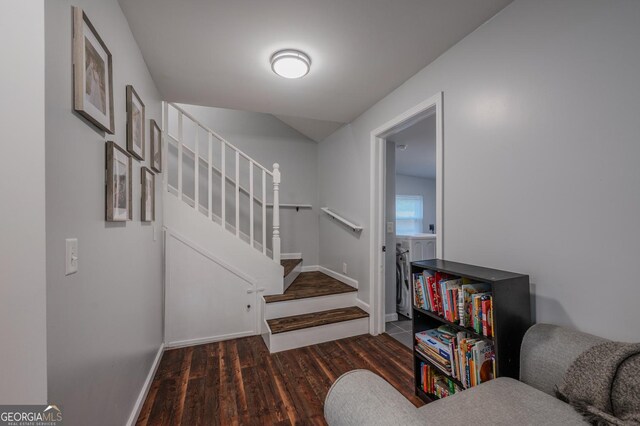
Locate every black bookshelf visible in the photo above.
<box><xmin>411</xmin><ymin>259</ymin><xmax>531</xmax><ymax>403</ymax></box>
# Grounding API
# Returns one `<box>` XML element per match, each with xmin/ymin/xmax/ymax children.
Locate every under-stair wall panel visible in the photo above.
<box><xmin>165</xmin><ymin>231</ymin><xmax>258</xmax><ymax>347</ymax></box>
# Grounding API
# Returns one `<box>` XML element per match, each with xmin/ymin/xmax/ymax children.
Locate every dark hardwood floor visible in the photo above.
<box><xmin>136</xmin><ymin>333</ymin><xmax>423</xmax><ymax>425</ymax></box>
<box><xmin>264</xmin><ymin>272</ymin><xmax>357</xmax><ymax>303</ymax></box>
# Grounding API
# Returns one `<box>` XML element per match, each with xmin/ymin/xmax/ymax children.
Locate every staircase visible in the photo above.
<box><xmin>262</xmin><ymin>259</ymin><xmax>369</xmax><ymax>352</ymax></box>
<box><xmin>162</xmin><ymin>102</ymin><xmax>368</xmax><ymax>352</ymax></box>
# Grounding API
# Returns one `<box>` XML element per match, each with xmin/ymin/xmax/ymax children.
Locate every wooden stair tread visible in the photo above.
<box><xmin>265</xmin><ymin>271</ymin><xmax>357</xmax><ymax>303</ymax></box>
<box><xmin>267</xmin><ymin>307</ymin><xmax>368</xmax><ymax>334</ymax></box>
<box><xmin>281</xmin><ymin>258</ymin><xmax>303</xmax><ymax>277</ymax></box>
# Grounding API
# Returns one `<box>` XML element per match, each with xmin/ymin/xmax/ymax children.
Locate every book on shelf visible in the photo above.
<box><xmin>419</xmin><ymin>362</ymin><xmax>463</xmax><ymax>399</ymax></box>
<box><xmin>459</xmin><ymin>283</ymin><xmax>491</xmax><ymax>328</ymax></box>
<box><xmin>413</xmin><ymin>272</ymin><xmax>495</xmax><ymax>339</ymax></box>
<box><xmin>415</xmin><ymin>326</ymin><xmax>495</xmax><ymax>389</ymax></box>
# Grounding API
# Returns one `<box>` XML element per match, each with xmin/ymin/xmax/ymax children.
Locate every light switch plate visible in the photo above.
<box><xmin>386</xmin><ymin>221</ymin><xmax>394</xmax><ymax>233</ymax></box>
<box><xmin>65</xmin><ymin>238</ymin><xmax>78</xmax><ymax>275</ymax></box>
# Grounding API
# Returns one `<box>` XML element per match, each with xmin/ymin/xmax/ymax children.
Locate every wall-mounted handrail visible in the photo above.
<box><xmin>321</xmin><ymin>207</ymin><xmax>363</xmax><ymax>232</ymax></box>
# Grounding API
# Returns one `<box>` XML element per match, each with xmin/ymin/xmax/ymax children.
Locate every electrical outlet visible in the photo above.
<box><xmin>65</xmin><ymin>238</ymin><xmax>78</xmax><ymax>276</ymax></box>
<box><xmin>343</xmin><ymin>262</ymin><xmax>347</xmax><ymax>275</ymax></box>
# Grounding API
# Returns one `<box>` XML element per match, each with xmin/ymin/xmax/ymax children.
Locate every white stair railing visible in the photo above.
<box><xmin>162</xmin><ymin>102</ymin><xmax>281</xmax><ymax>263</ymax></box>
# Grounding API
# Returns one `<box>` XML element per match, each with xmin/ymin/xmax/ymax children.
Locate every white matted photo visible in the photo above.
<box><xmin>73</xmin><ymin>6</ymin><xmax>114</xmax><ymax>134</ymax></box>
<box><xmin>126</xmin><ymin>85</ymin><xmax>145</xmax><ymax>160</ymax></box>
<box><xmin>150</xmin><ymin>119</ymin><xmax>162</xmax><ymax>173</ymax></box>
<box><xmin>141</xmin><ymin>167</ymin><xmax>155</xmax><ymax>222</ymax></box>
<box><xmin>106</xmin><ymin>141</ymin><xmax>132</xmax><ymax>222</ymax></box>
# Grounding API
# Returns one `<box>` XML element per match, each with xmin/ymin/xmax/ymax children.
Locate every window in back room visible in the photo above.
<box><xmin>396</xmin><ymin>195</ymin><xmax>423</xmax><ymax>235</ymax></box>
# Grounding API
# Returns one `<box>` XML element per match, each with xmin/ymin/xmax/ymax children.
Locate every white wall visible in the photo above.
<box><xmin>395</xmin><ymin>174</ymin><xmax>436</xmax><ymax>233</ymax></box>
<box><xmin>177</xmin><ymin>104</ymin><xmax>320</xmax><ymax>264</ymax></box>
<box><xmin>318</xmin><ymin>0</ymin><xmax>640</xmax><ymax>341</ymax></box>
<box><xmin>45</xmin><ymin>0</ymin><xmax>164</xmax><ymax>424</ymax></box>
<box><xmin>0</xmin><ymin>0</ymin><xmax>47</xmax><ymax>404</ymax></box>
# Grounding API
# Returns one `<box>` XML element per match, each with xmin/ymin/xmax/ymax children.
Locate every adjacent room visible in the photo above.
<box><xmin>2</xmin><ymin>0</ymin><xmax>639</xmax><ymax>425</ymax></box>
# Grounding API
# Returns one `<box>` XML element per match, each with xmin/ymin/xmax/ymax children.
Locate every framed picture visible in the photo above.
<box><xmin>73</xmin><ymin>6</ymin><xmax>115</xmax><ymax>134</ymax></box>
<box><xmin>141</xmin><ymin>167</ymin><xmax>155</xmax><ymax>222</ymax></box>
<box><xmin>106</xmin><ymin>141</ymin><xmax>132</xmax><ymax>222</ymax></box>
<box><xmin>150</xmin><ymin>119</ymin><xmax>162</xmax><ymax>173</ymax></box>
<box><xmin>126</xmin><ymin>85</ymin><xmax>145</xmax><ymax>161</ymax></box>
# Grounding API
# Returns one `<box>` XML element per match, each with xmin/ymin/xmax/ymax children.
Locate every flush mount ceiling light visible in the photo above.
<box><xmin>270</xmin><ymin>49</ymin><xmax>311</xmax><ymax>79</ymax></box>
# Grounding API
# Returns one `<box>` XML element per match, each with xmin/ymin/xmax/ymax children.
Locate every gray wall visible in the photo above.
<box><xmin>0</xmin><ymin>0</ymin><xmax>47</xmax><ymax>404</ymax></box>
<box><xmin>395</xmin><ymin>174</ymin><xmax>436</xmax><ymax>234</ymax></box>
<box><xmin>178</xmin><ymin>104</ymin><xmax>320</xmax><ymax>264</ymax></box>
<box><xmin>45</xmin><ymin>0</ymin><xmax>164</xmax><ymax>424</ymax></box>
<box><xmin>318</xmin><ymin>0</ymin><xmax>640</xmax><ymax>341</ymax></box>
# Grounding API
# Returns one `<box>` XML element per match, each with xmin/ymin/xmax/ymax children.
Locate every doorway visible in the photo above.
<box><xmin>369</xmin><ymin>92</ymin><xmax>443</xmax><ymax>337</ymax></box>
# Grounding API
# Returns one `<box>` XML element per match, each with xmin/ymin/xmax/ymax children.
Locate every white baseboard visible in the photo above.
<box><xmin>281</xmin><ymin>253</ymin><xmax>302</xmax><ymax>260</ymax></box>
<box><xmin>355</xmin><ymin>298</ymin><xmax>370</xmax><ymax>313</ymax></box>
<box><xmin>385</xmin><ymin>313</ymin><xmax>398</xmax><ymax>322</ymax></box>
<box><xmin>318</xmin><ymin>266</ymin><xmax>358</xmax><ymax>289</ymax></box>
<box><xmin>301</xmin><ymin>264</ymin><xmax>319</xmax><ymax>272</ymax></box>
<box><xmin>126</xmin><ymin>343</ymin><xmax>165</xmax><ymax>426</ymax></box>
<box><xmin>165</xmin><ymin>330</ymin><xmax>256</xmax><ymax>349</ymax></box>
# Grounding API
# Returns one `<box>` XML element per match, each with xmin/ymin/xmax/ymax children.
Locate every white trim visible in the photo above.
<box><xmin>281</xmin><ymin>253</ymin><xmax>302</xmax><ymax>260</ymax></box>
<box><xmin>166</xmin><ymin>330</ymin><xmax>257</xmax><ymax>349</ymax></box>
<box><xmin>126</xmin><ymin>343</ymin><xmax>165</xmax><ymax>426</ymax></box>
<box><xmin>369</xmin><ymin>92</ymin><xmax>444</xmax><ymax>336</ymax></box>
<box><xmin>385</xmin><ymin>313</ymin><xmax>399</xmax><ymax>322</ymax></box>
<box><xmin>318</xmin><ymin>266</ymin><xmax>358</xmax><ymax>289</ymax></box>
<box><xmin>355</xmin><ymin>297</ymin><xmax>370</xmax><ymax>313</ymax></box>
<box><xmin>301</xmin><ymin>265</ymin><xmax>319</xmax><ymax>273</ymax></box>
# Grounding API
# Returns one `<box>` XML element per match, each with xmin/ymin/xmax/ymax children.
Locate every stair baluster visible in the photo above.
<box><xmin>162</xmin><ymin>102</ymin><xmax>280</xmax><ymax>263</ymax></box>
<box><xmin>272</xmin><ymin>163</ymin><xmax>281</xmax><ymax>263</ymax></box>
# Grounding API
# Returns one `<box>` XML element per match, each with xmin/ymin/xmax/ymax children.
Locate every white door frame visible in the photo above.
<box><xmin>368</xmin><ymin>92</ymin><xmax>444</xmax><ymax>335</ymax></box>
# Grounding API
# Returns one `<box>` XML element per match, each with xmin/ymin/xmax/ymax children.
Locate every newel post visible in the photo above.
<box><xmin>272</xmin><ymin>163</ymin><xmax>281</xmax><ymax>263</ymax></box>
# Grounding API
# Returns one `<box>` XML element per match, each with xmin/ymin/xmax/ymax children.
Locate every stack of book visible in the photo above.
<box><xmin>415</xmin><ymin>326</ymin><xmax>496</xmax><ymax>389</ymax></box>
<box><xmin>419</xmin><ymin>362</ymin><xmax>463</xmax><ymax>399</ymax></box>
<box><xmin>412</xmin><ymin>271</ymin><xmax>494</xmax><ymax>338</ymax></box>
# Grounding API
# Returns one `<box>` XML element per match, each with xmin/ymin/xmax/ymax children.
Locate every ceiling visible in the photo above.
<box><xmin>390</xmin><ymin>113</ymin><xmax>436</xmax><ymax>179</ymax></box>
<box><xmin>119</xmin><ymin>0</ymin><xmax>513</xmax><ymax>141</ymax></box>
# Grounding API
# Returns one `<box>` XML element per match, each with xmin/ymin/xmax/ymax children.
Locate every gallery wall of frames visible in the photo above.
<box><xmin>72</xmin><ymin>5</ymin><xmax>161</xmax><ymax>223</ymax></box>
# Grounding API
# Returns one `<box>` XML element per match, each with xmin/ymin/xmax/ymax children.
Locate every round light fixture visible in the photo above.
<box><xmin>270</xmin><ymin>49</ymin><xmax>311</xmax><ymax>79</ymax></box>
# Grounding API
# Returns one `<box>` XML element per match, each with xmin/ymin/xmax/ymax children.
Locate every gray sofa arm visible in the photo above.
<box><xmin>324</xmin><ymin>370</ymin><xmax>423</xmax><ymax>426</ymax></box>
<box><xmin>520</xmin><ymin>323</ymin><xmax>606</xmax><ymax>396</ymax></box>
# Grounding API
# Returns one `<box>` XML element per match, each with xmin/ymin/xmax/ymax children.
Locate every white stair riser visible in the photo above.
<box><xmin>263</xmin><ymin>317</ymin><xmax>369</xmax><ymax>353</ymax></box>
<box><xmin>264</xmin><ymin>292</ymin><xmax>357</xmax><ymax>320</ymax></box>
<box><xmin>283</xmin><ymin>262</ymin><xmax>302</xmax><ymax>291</ymax></box>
